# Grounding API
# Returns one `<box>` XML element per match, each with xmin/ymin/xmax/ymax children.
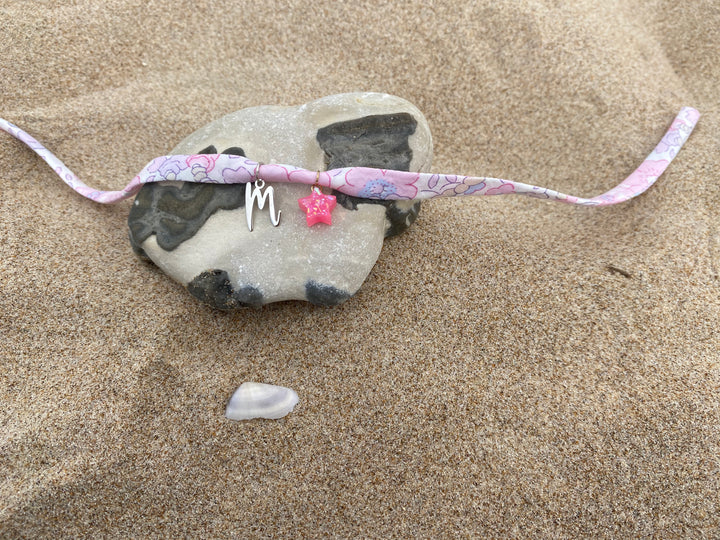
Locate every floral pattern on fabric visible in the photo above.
<box><xmin>0</xmin><ymin>107</ymin><xmax>700</xmax><ymax>208</ymax></box>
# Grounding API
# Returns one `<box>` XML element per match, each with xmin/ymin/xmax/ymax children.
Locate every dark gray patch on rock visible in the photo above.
<box><xmin>305</xmin><ymin>281</ymin><xmax>351</xmax><ymax>306</ymax></box>
<box><xmin>317</xmin><ymin>113</ymin><xmax>421</xmax><ymax>237</ymax></box>
<box><xmin>128</xmin><ymin>143</ymin><xmax>249</xmax><ymax>252</ymax></box>
<box><xmin>383</xmin><ymin>200</ymin><xmax>421</xmax><ymax>237</ymax></box>
<box><xmin>333</xmin><ymin>193</ymin><xmax>422</xmax><ymax>238</ymax></box>
<box><xmin>221</xmin><ymin>146</ymin><xmax>245</xmax><ymax>156</ymax></box>
<box><xmin>187</xmin><ymin>269</ymin><xmax>264</xmax><ymax>309</ymax></box>
<box><xmin>128</xmin><ymin>182</ymin><xmax>247</xmax><ymax>252</ymax></box>
<box><xmin>316</xmin><ymin>113</ymin><xmax>417</xmax><ymax>170</ymax></box>
<box><xmin>198</xmin><ymin>144</ymin><xmax>217</xmax><ymax>154</ymax></box>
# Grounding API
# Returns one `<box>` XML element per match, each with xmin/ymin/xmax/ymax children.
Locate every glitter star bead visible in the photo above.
<box><xmin>298</xmin><ymin>187</ymin><xmax>337</xmax><ymax>226</ymax></box>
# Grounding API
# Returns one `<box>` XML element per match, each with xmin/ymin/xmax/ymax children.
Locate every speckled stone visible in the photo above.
<box><xmin>128</xmin><ymin>93</ymin><xmax>433</xmax><ymax>308</ymax></box>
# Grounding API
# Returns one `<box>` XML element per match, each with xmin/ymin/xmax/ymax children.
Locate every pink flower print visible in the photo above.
<box><xmin>597</xmin><ymin>159</ymin><xmax>669</xmax><ymax>204</ymax></box>
<box><xmin>629</xmin><ymin>159</ymin><xmax>668</xmax><ymax>185</ymax></box>
<box><xmin>186</xmin><ymin>154</ymin><xmax>218</xmax><ymax>174</ymax></box>
<box><xmin>486</xmin><ymin>183</ymin><xmax>515</xmax><ymax>195</ymax></box>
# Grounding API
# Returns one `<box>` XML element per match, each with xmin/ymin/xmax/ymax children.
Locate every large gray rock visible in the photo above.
<box><xmin>128</xmin><ymin>93</ymin><xmax>433</xmax><ymax>308</ymax></box>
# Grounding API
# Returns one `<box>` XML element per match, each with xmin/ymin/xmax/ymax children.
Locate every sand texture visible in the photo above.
<box><xmin>1</xmin><ymin>1</ymin><xmax>719</xmax><ymax>537</ymax></box>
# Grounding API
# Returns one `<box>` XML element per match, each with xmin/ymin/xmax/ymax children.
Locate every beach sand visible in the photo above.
<box><xmin>1</xmin><ymin>1</ymin><xmax>718</xmax><ymax>536</ymax></box>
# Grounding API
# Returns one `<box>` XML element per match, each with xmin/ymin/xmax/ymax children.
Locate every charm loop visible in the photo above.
<box><xmin>299</xmin><ymin>172</ymin><xmax>337</xmax><ymax>227</ymax></box>
<box><xmin>253</xmin><ymin>162</ymin><xmax>263</xmax><ymax>182</ymax></box>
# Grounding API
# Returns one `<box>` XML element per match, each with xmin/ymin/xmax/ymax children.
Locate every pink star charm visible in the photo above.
<box><xmin>298</xmin><ymin>186</ymin><xmax>337</xmax><ymax>226</ymax></box>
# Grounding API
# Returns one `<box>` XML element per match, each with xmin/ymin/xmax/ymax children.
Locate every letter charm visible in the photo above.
<box><xmin>245</xmin><ymin>180</ymin><xmax>281</xmax><ymax>231</ymax></box>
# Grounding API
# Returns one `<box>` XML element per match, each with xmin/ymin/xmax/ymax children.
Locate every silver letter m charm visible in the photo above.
<box><xmin>245</xmin><ymin>180</ymin><xmax>281</xmax><ymax>232</ymax></box>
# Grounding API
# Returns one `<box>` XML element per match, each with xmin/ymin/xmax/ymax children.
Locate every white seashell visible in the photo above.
<box><xmin>225</xmin><ymin>382</ymin><xmax>299</xmax><ymax>421</ymax></box>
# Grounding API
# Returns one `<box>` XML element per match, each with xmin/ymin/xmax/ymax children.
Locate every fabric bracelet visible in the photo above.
<box><xmin>0</xmin><ymin>107</ymin><xmax>699</xmax><ymax>206</ymax></box>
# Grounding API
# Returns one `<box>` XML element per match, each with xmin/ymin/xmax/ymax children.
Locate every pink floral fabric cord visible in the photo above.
<box><xmin>0</xmin><ymin>107</ymin><xmax>699</xmax><ymax>206</ymax></box>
